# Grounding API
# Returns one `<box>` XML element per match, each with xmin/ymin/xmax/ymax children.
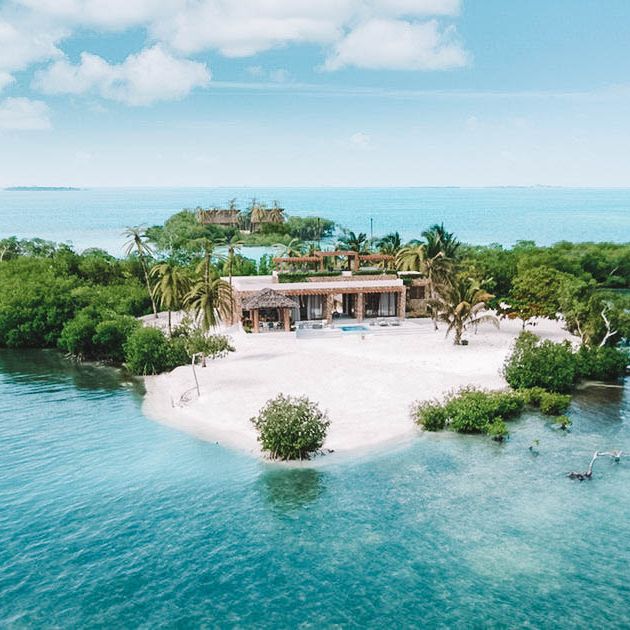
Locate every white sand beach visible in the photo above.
<box><xmin>142</xmin><ymin>317</ymin><xmax>573</xmax><ymax>459</ymax></box>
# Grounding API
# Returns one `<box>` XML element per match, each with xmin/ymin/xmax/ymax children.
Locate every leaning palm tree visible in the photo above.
<box><xmin>123</xmin><ymin>226</ymin><xmax>158</xmax><ymax>318</ymax></box>
<box><xmin>185</xmin><ymin>274</ymin><xmax>233</xmax><ymax>332</ymax></box>
<box><xmin>150</xmin><ymin>260</ymin><xmax>190</xmax><ymax>334</ymax></box>
<box><xmin>274</xmin><ymin>238</ymin><xmax>304</xmax><ymax>259</ymax></box>
<box><xmin>432</xmin><ymin>277</ymin><xmax>498</xmax><ymax>345</ymax></box>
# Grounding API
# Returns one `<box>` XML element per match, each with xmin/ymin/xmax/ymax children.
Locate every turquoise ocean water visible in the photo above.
<box><xmin>1</xmin><ymin>187</ymin><xmax>630</xmax><ymax>253</ymax></box>
<box><xmin>0</xmin><ymin>351</ymin><xmax>628</xmax><ymax>628</ymax></box>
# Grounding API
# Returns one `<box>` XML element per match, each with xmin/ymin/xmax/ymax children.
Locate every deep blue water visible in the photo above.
<box><xmin>1</xmin><ymin>350</ymin><xmax>628</xmax><ymax>628</ymax></box>
<box><xmin>1</xmin><ymin>187</ymin><xmax>630</xmax><ymax>254</ymax></box>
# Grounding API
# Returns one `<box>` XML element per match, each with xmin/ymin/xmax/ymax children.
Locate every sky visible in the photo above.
<box><xmin>1</xmin><ymin>0</ymin><xmax>630</xmax><ymax>187</ymax></box>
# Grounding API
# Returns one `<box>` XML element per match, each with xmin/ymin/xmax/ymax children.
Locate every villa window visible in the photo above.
<box><xmin>365</xmin><ymin>292</ymin><xmax>397</xmax><ymax>317</ymax></box>
<box><xmin>409</xmin><ymin>285</ymin><xmax>426</xmax><ymax>300</ymax></box>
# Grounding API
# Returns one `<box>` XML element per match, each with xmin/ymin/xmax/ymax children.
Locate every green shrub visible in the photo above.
<box><xmin>184</xmin><ymin>329</ymin><xmax>235</xmax><ymax>359</ymax></box>
<box><xmin>575</xmin><ymin>345</ymin><xmax>627</xmax><ymax>381</ymax></box>
<box><xmin>445</xmin><ymin>387</ymin><xmax>524</xmax><ymax>434</ymax></box>
<box><xmin>124</xmin><ymin>327</ymin><xmax>173</xmax><ymax>375</ymax></box>
<box><xmin>250</xmin><ymin>394</ymin><xmax>330</xmax><ymax>460</ymax></box>
<box><xmin>413</xmin><ymin>401</ymin><xmax>448</xmax><ymax>431</ymax></box>
<box><xmin>554</xmin><ymin>415</ymin><xmax>572</xmax><ymax>430</ymax></box>
<box><xmin>503</xmin><ymin>332</ymin><xmax>577</xmax><ymax>392</ymax></box>
<box><xmin>485</xmin><ymin>418</ymin><xmax>509</xmax><ymax>441</ymax></box>
<box><xmin>92</xmin><ymin>315</ymin><xmax>140</xmax><ymax>363</ymax></box>
<box><xmin>539</xmin><ymin>392</ymin><xmax>571</xmax><ymax>416</ymax></box>
<box><xmin>278</xmin><ymin>272</ymin><xmax>309</xmax><ymax>283</ymax></box>
<box><xmin>58</xmin><ymin>308</ymin><xmax>100</xmax><ymax>358</ymax></box>
<box><xmin>518</xmin><ymin>386</ymin><xmax>547</xmax><ymax>406</ymax></box>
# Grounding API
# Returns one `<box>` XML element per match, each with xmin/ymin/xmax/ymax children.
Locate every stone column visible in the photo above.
<box><xmin>397</xmin><ymin>288</ymin><xmax>406</xmax><ymax>319</ymax></box>
<box><xmin>252</xmin><ymin>309</ymin><xmax>260</xmax><ymax>333</ymax></box>
<box><xmin>356</xmin><ymin>292</ymin><xmax>365</xmax><ymax>322</ymax></box>
<box><xmin>282</xmin><ymin>308</ymin><xmax>291</xmax><ymax>332</ymax></box>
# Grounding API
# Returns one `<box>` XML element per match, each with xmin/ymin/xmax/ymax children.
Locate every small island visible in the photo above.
<box><xmin>4</xmin><ymin>186</ymin><xmax>81</xmax><ymax>191</ymax></box>
<box><xmin>1</xmin><ymin>204</ymin><xmax>627</xmax><ymax>463</ymax></box>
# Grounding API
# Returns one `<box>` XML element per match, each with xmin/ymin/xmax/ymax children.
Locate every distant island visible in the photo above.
<box><xmin>4</xmin><ymin>186</ymin><xmax>81</xmax><ymax>191</ymax></box>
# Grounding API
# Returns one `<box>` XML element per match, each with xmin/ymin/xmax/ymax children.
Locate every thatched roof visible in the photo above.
<box><xmin>197</xmin><ymin>209</ymin><xmax>241</xmax><ymax>225</ymax></box>
<box><xmin>242</xmin><ymin>288</ymin><xmax>299</xmax><ymax>310</ymax></box>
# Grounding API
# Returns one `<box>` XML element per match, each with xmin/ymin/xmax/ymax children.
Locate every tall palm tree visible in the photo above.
<box><xmin>337</xmin><ymin>231</ymin><xmax>370</xmax><ymax>254</ymax></box>
<box><xmin>422</xmin><ymin>223</ymin><xmax>460</xmax><ymax>260</ymax></box>
<box><xmin>218</xmin><ymin>232</ymin><xmax>244</xmax><ymax>319</ymax></box>
<box><xmin>432</xmin><ymin>277</ymin><xmax>498</xmax><ymax>345</ymax></box>
<box><xmin>185</xmin><ymin>274</ymin><xmax>233</xmax><ymax>332</ymax></box>
<box><xmin>377</xmin><ymin>232</ymin><xmax>402</xmax><ymax>257</ymax></box>
<box><xmin>123</xmin><ymin>226</ymin><xmax>158</xmax><ymax>318</ymax></box>
<box><xmin>150</xmin><ymin>260</ymin><xmax>190</xmax><ymax>334</ymax></box>
<box><xmin>396</xmin><ymin>243</ymin><xmax>425</xmax><ymax>272</ymax></box>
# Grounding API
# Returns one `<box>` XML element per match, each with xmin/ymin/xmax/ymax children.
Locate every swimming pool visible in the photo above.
<box><xmin>340</xmin><ymin>325</ymin><xmax>369</xmax><ymax>332</ymax></box>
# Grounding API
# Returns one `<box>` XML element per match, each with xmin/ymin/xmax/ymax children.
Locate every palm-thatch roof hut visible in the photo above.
<box><xmin>197</xmin><ymin>208</ymin><xmax>241</xmax><ymax>226</ymax></box>
<box><xmin>242</xmin><ymin>288</ymin><xmax>299</xmax><ymax>333</ymax></box>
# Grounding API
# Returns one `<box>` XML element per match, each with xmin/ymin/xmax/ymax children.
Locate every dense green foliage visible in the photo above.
<box><xmin>250</xmin><ymin>394</ymin><xmax>330</xmax><ymax>460</ymax></box>
<box><xmin>504</xmin><ymin>332</ymin><xmax>627</xmax><ymax>392</ymax></box>
<box><xmin>503</xmin><ymin>332</ymin><xmax>577</xmax><ymax>392</ymax></box>
<box><xmin>0</xmin><ymin>250</ymin><xmax>151</xmax><ymax>349</ymax></box>
<box><xmin>123</xmin><ymin>327</ymin><xmax>177</xmax><ymax>375</ymax></box>
<box><xmin>413</xmin><ymin>387</ymin><xmax>525</xmax><ymax>438</ymax></box>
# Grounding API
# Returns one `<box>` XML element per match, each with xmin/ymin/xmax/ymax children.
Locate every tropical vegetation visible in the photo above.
<box><xmin>250</xmin><ymin>394</ymin><xmax>330</xmax><ymax>460</ymax></box>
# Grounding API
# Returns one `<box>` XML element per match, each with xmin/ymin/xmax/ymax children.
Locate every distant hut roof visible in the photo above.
<box><xmin>242</xmin><ymin>288</ymin><xmax>299</xmax><ymax>310</ymax></box>
<box><xmin>197</xmin><ymin>208</ymin><xmax>241</xmax><ymax>225</ymax></box>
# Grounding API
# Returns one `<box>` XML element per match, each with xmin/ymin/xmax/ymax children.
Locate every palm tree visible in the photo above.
<box><xmin>150</xmin><ymin>260</ymin><xmax>190</xmax><ymax>334</ymax></box>
<box><xmin>274</xmin><ymin>238</ymin><xmax>304</xmax><ymax>259</ymax></box>
<box><xmin>432</xmin><ymin>277</ymin><xmax>498</xmax><ymax>345</ymax></box>
<box><xmin>337</xmin><ymin>230</ymin><xmax>370</xmax><ymax>254</ymax></box>
<box><xmin>396</xmin><ymin>243</ymin><xmax>425</xmax><ymax>272</ymax></box>
<box><xmin>123</xmin><ymin>226</ymin><xmax>158</xmax><ymax>318</ymax></box>
<box><xmin>422</xmin><ymin>223</ymin><xmax>460</xmax><ymax>260</ymax></box>
<box><xmin>377</xmin><ymin>232</ymin><xmax>402</xmax><ymax>257</ymax></box>
<box><xmin>185</xmin><ymin>274</ymin><xmax>233</xmax><ymax>332</ymax></box>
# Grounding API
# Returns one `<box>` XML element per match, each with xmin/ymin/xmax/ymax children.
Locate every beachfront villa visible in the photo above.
<box><xmin>229</xmin><ymin>250</ymin><xmax>430</xmax><ymax>332</ymax></box>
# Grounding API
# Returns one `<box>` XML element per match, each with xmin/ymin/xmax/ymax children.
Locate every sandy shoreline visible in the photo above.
<box><xmin>142</xmin><ymin>317</ymin><xmax>573</xmax><ymax>460</ymax></box>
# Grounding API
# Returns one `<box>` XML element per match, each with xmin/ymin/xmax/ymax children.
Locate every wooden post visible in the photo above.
<box><xmin>397</xmin><ymin>288</ymin><xmax>406</xmax><ymax>319</ymax></box>
<box><xmin>283</xmin><ymin>308</ymin><xmax>291</xmax><ymax>332</ymax></box>
<box><xmin>356</xmin><ymin>292</ymin><xmax>365</xmax><ymax>322</ymax></box>
<box><xmin>252</xmin><ymin>309</ymin><xmax>260</xmax><ymax>333</ymax></box>
<box><xmin>353</xmin><ymin>254</ymin><xmax>359</xmax><ymax>272</ymax></box>
<box><xmin>324</xmin><ymin>294</ymin><xmax>334</xmax><ymax>322</ymax></box>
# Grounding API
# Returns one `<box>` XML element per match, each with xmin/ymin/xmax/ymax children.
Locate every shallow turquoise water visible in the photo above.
<box><xmin>1</xmin><ymin>350</ymin><xmax>628</xmax><ymax>628</ymax></box>
<box><xmin>1</xmin><ymin>187</ymin><xmax>630</xmax><ymax>253</ymax></box>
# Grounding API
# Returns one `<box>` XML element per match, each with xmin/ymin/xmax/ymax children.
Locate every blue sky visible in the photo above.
<box><xmin>1</xmin><ymin>0</ymin><xmax>629</xmax><ymax>187</ymax></box>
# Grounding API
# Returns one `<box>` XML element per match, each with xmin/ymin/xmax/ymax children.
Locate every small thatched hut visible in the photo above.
<box><xmin>242</xmin><ymin>288</ymin><xmax>299</xmax><ymax>332</ymax></box>
<box><xmin>197</xmin><ymin>208</ymin><xmax>241</xmax><ymax>227</ymax></box>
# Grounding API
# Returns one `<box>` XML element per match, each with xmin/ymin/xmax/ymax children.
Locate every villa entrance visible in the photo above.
<box><xmin>341</xmin><ymin>294</ymin><xmax>356</xmax><ymax>318</ymax></box>
<box><xmin>365</xmin><ymin>292</ymin><xmax>398</xmax><ymax>318</ymax></box>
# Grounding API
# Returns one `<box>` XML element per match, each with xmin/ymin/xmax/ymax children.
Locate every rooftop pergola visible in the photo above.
<box><xmin>242</xmin><ymin>288</ymin><xmax>299</xmax><ymax>333</ymax></box>
<box><xmin>274</xmin><ymin>250</ymin><xmax>395</xmax><ymax>272</ymax></box>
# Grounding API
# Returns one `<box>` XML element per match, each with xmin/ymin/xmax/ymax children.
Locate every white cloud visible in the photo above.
<box><xmin>350</xmin><ymin>131</ymin><xmax>371</xmax><ymax>147</ymax></box>
<box><xmin>0</xmin><ymin>16</ymin><xmax>65</xmax><ymax>73</ymax></box>
<box><xmin>12</xmin><ymin>0</ymin><xmax>185</xmax><ymax>30</ymax></box>
<box><xmin>0</xmin><ymin>97</ymin><xmax>50</xmax><ymax>129</ymax></box>
<box><xmin>325</xmin><ymin>18</ymin><xmax>468</xmax><ymax>70</ymax></box>
<box><xmin>34</xmin><ymin>45</ymin><xmax>211</xmax><ymax>105</ymax></box>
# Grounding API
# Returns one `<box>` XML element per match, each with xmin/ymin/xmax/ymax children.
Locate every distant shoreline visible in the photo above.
<box><xmin>4</xmin><ymin>186</ymin><xmax>81</xmax><ymax>192</ymax></box>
